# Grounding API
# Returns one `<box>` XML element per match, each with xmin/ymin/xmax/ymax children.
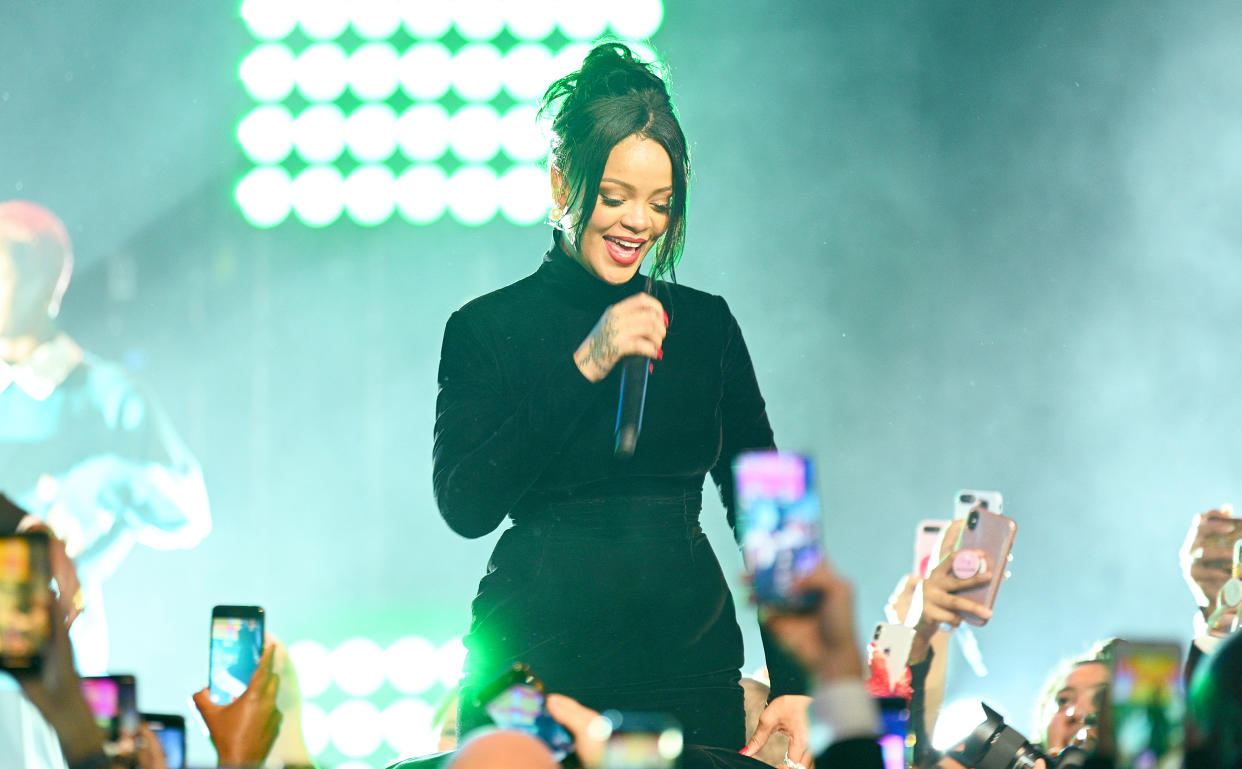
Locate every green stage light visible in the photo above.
<box><xmin>396</xmin><ymin>165</ymin><xmax>448</xmax><ymax>224</ymax></box>
<box><xmin>501</xmin><ymin>43</ymin><xmax>553</xmax><ymax>101</ymax></box>
<box><xmin>302</xmin><ymin>702</ymin><xmax>329</xmax><ymax>755</ymax></box>
<box><xmin>296</xmin><ymin>43</ymin><xmax>349</xmax><ymax>102</ymax></box>
<box><xmin>446</xmin><ymin>165</ymin><xmax>499</xmax><ymax>226</ymax></box>
<box><xmin>549</xmin><ymin>42</ymin><xmax>594</xmax><ymax>83</ymax></box>
<box><xmin>503</xmin><ymin>0</ymin><xmax>556</xmax><ymax>40</ymax></box>
<box><xmin>344</xmin><ymin>166</ymin><xmax>396</xmax><ymax>226</ymax></box>
<box><xmin>236</xmin><ymin>166</ymin><xmax>292</xmax><ymax>228</ymax></box>
<box><xmin>380</xmin><ymin>699</ymin><xmax>438</xmax><ymax>757</ymax></box>
<box><xmin>557</xmin><ymin>1</ymin><xmax>608</xmax><ymax>41</ymax></box>
<box><xmin>329</xmin><ymin>700</ymin><xmax>383</xmax><ymax>758</ymax></box>
<box><xmin>452</xmin><ymin>0</ymin><xmax>503</xmax><ymax>41</ymax></box>
<box><xmin>447</xmin><ymin>104</ymin><xmax>500</xmax><ymax>162</ymax></box>
<box><xmin>240</xmin><ymin>0</ymin><xmax>296</xmax><ymax>41</ymax></box>
<box><xmin>330</xmin><ymin>637</ymin><xmax>386</xmax><ymax>696</ymax></box>
<box><xmin>499</xmin><ymin>165</ymin><xmax>553</xmax><ymax>226</ymax></box>
<box><xmin>450</xmin><ymin>44</ymin><xmax>503</xmax><ymax>102</ymax></box>
<box><xmin>345</xmin><ymin>104</ymin><xmax>397</xmax><ymax>162</ymax></box>
<box><xmin>289</xmin><ymin>640</ymin><xmax>332</xmax><ymax>698</ymax></box>
<box><xmin>398</xmin><ymin>43</ymin><xmax>452</xmax><ymax>101</ymax></box>
<box><xmin>499</xmin><ymin>104</ymin><xmax>547</xmax><ymax>162</ymax></box>
<box><xmin>298</xmin><ymin>0</ymin><xmax>349</xmax><ymax>40</ymax></box>
<box><xmin>239</xmin><ymin>43</ymin><xmax>295</xmax><ymax>102</ymax></box>
<box><xmin>348</xmin><ymin>43</ymin><xmax>400</xmax><ymax>100</ymax></box>
<box><xmin>349</xmin><ymin>0</ymin><xmax>401</xmax><ymax>40</ymax></box>
<box><xmin>401</xmin><ymin>1</ymin><xmax>452</xmax><ymax>39</ymax></box>
<box><xmin>293</xmin><ymin>104</ymin><xmax>346</xmax><ymax>163</ymax></box>
<box><xmin>609</xmin><ymin>0</ymin><xmax>664</xmax><ymax>39</ymax></box>
<box><xmin>291</xmin><ymin>166</ymin><xmax>345</xmax><ymax>227</ymax></box>
<box><xmin>238</xmin><ymin>104</ymin><xmax>294</xmax><ymax>164</ymax></box>
<box><xmin>396</xmin><ymin>103</ymin><xmax>450</xmax><ymax>161</ymax></box>
<box><xmin>383</xmin><ymin>636</ymin><xmax>439</xmax><ymax>694</ymax></box>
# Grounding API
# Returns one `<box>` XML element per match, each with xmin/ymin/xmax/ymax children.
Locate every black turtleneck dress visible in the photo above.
<box><xmin>433</xmin><ymin>242</ymin><xmax>806</xmax><ymax>749</ymax></box>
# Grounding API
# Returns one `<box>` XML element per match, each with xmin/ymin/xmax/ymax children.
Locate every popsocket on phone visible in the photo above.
<box><xmin>952</xmin><ymin>550</ymin><xmax>985</xmax><ymax>579</ymax></box>
<box><xmin>1221</xmin><ymin>578</ymin><xmax>1242</xmax><ymax>610</ymax></box>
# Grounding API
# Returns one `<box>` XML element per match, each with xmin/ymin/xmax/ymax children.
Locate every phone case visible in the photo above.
<box><xmin>914</xmin><ymin>519</ymin><xmax>949</xmax><ymax>579</ymax></box>
<box><xmin>952</xmin><ymin>508</ymin><xmax>1016</xmax><ymax>625</ymax></box>
<box><xmin>953</xmin><ymin>489</ymin><xmax>1003</xmax><ymax>519</ymax></box>
<box><xmin>870</xmin><ymin>622</ymin><xmax>917</xmax><ymax>690</ymax></box>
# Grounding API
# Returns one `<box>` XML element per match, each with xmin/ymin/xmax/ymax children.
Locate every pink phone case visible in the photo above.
<box><xmin>953</xmin><ymin>509</ymin><xmax>1017</xmax><ymax>625</ymax></box>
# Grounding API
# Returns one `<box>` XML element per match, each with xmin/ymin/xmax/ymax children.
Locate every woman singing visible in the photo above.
<box><xmin>433</xmin><ymin>42</ymin><xmax>811</xmax><ymax>761</ymax></box>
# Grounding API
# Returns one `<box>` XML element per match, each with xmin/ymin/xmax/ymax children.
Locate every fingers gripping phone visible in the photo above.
<box><xmin>209</xmin><ymin>605</ymin><xmax>265</xmax><ymax>705</ymax></box>
<box><xmin>142</xmin><ymin>713</ymin><xmax>186</xmax><ymax>769</ymax></box>
<box><xmin>952</xmin><ymin>504</ymin><xmax>1016</xmax><ymax>626</ymax></box>
<box><xmin>0</xmin><ymin>532</ymin><xmax>53</xmax><ymax>671</ymax></box>
<box><xmin>472</xmin><ymin>663</ymin><xmax>575</xmax><ymax>760</ymax></box>
<box><xmin>733</xmin><ymin>451</ymin><xmax>825</xmax><ymax>612</ymax></box>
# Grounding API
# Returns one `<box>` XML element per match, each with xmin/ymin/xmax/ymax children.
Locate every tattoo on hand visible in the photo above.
<box><xmin>586</xmin><ymin>316</ymin><xmax>618</xmax><ymax>369</ymax></box>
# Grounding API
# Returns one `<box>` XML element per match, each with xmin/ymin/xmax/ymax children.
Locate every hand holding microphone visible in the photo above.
<box><xmin>573</xmin><ymin>292</ymin><xmax>667</xmax><ymax>383</ymax></box>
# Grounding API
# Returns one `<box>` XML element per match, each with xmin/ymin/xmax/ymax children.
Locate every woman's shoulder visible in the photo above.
<box><xmin>449</xmin><ymin>272</ymin><xmax>547</xmax><ymax>326</ymax></box>
<box><xmin>656</xmin><ymin>280</ymin><xmax>737</xmax><ymax>320</ymax></box>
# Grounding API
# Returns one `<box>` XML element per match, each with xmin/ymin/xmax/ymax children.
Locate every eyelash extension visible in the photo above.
<box><xmin>600</xmin><ymin>195</ymin><xmax>672</xmax><ymax>214</ymax></box>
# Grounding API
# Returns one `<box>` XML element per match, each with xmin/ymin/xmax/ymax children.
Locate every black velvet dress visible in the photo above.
<box><xmin>433</xmin><ymin>240</ymin><xmax>806</xmax><ymax>750</ymax></box>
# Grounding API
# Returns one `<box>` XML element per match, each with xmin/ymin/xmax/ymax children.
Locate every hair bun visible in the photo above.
<box><xmin>575</xmin><ymin>42</ymin><xmax>667</xmax><ymax>101</ymax></box>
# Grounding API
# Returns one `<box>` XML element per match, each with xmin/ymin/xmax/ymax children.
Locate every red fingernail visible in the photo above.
<box><xmin>663</xmin><ymin>310</ymin><xmax>669</xmax><ymax>326</ymax></box>
<box><xmin>648</xmin><ymin>361</ymin><xmax>654</xmax><ymax>374</ymax></box>
<box><xmin>657</xmin><ymin>349</ymin><xmax>664</xmax><ymax>360</ymax></box>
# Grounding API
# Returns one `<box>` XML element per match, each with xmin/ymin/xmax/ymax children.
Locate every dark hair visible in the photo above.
<box><xmin>539</xmin><ymin>42</ymin><xmax>689</xmax><ymax>280</ymax></box>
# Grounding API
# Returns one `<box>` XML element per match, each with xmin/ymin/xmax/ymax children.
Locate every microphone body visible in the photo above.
<box><xmin>614</xmin><ymin>355</ymin><xmax>651</xmax><ymax>457</ymax></box>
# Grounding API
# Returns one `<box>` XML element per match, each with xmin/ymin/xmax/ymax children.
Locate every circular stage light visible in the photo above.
<box><xmin>400</xmin><ymin>0</ymin><xmax>452</xmax><ymax>39</ymax></box>
<box><xmin>381</xmin><ymin>699</ymin><xmax>438</xmax><ymax>757</ymax></box>
<box><xmin>238</xmin><ymin>105</ymin><xmax>294</xmax><ymax>164</ymax></box>
<box><xmin>447</xmin><ymin>165</ymin><xmax>499</xmax><ymax>226</ymax></box>
<box><xmin>448</xmin><ymin>104</ymin><xmax>500</xmax><ymax>163</ymax></box>
<box><xmin>329</xmin><ymin>700</ymin><xmax>383</xmax><ymax>758</ymax></box>
<box><xmin>298</xmin><ymin>0</ymin><xmax>349</xmax><ymax>40</ymax></box>
<box><xmin>240</xmin><ymin>0</ymin><xmax>297</xmax><ymax>40</ymax></box>
<box><xmin>344</xmin><ymin>165</ymin><xmax>396</xmax><ymax>225</ymax></box>
<box><xmin>556</xmin><ymin>0</ymin><xmax>607</xmax><ymax>40</ymax></box>
<box><xmin>235</xmin><ymin>167</ymin><xmax>292</xmax><ymax>228</ymax></box>
<box><xmin>548</xmin><ymin>43</ymin><xmax>593</xmax><ymax>83</ymax></box>
<box><xmin>499</xmin><ymin>165</ymin><xmax>552</xmax><ymax>226</ymax></box>
<box><xmin>450</xmin><ymin>44</ymin><xmax>503</xmax><ymax>102</ymax></box>
<box><xmin>348</xmin><ymin>43</ymin><xmax>400</xmax><ymax>101</ymax></box>
<box><xmin>291</xmin><ymin>166</ymin><xmax>345</xmax><ymax>227</ymax></box>
<box><xmin>301</xmin><ymin>702</ymin><xmax>330</xmax><ymax>756</ymax></box>
<box><xmin>330</xmin><ymin>637</ymin><xmax>386</xmax><ymax>697</ymax></box>
<box><xmin>397</xmin><ymin>103</ymin><xmax>450</xmax><ymax>161</ymax></box>
<box><xmin>293</xmin><ymin>104</ymin><xmax>346</xmax><ymax>163</ymax></box>
<box><xmin>239</xmin><ymin>43</ymin><xmax>296</xmax><ymax>102</ymax></box>
<box><xmin>396</xmin><ymin>165</ymin><xmax>448</xmax><ymax>224</ymax></box>
<box><xmin>453</xmin><ymin>0</ymin><xmax>503</xmax><ymax>41</ymax></box>
<box><xmin>499</xmin><ymin>104</ymin><xmax>547</xmax><ymax>162</ymax></box>
<box><xmin>383</xmin><ymin>636</ymin><xmax>438</xmax><ymax>695</ymax></box>
<box><xmin>503</xmin><ymin>0</ymin><xmax>556</xmax><ymax>40</ymax></box>
<box><xmin>501</xmin><ymin>44</ymin><xmax>552</xmax><ymax>101</ymax></box>
<box><xmin>345</xmin><ymin>104</ymin><xmax>398</xmax><ymax>162</ymax></box>
<box><xmin>399</xmin><ymin>43</ymin><xmax>452</xmax><ymax>101</ymax></box>
<box><xmin>350</xmin><ymin>0</ymin><xmax>401</xmax><ymax>39</ymax></box>
<box><xmin>287</xmin><ymin>639</ymin><xmax>333</xmax><ymax>698</ymax></box>
<box><xmin>609</xmin><ymin>0</ymin><xmax>664</xmax><ymax>40</ymax></box>
<box><xmin>295</xmin><ymin>43</ymin><xmax>349</xmax><ymax>102</ymax></box>
<box><xmin>436</xmin><ymin>637</ymin><xmax>468</xmax><ymax>688</ymax></box>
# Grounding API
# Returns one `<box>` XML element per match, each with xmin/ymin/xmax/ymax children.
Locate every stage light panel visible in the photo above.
<box><xmin>448</xmin><ymin>104</ymin><xmax>501</xmax><ymax>163</ymax></box>
<box><xmin>240</xmin><ymin>0</ymin><xmax>297</xmax><ymax>41</ymax></box>
<box><xmin>329</xmin><ymin>700</ymin><xmax>384</xmax><ymax>758</ymax></box>
<box><xmin>398</xmin><ymin>42</ymin><xmax>453</xmax><ymax>101</ymax></box>
<box><xmin>503</xmin><ymin>0</ymin><xmax>557</xmax><ymax>41</ymax></box>
<box><xmin>238</xmin><ymin>105</ymin><xmax>294</xmax><ymax>164</ymax></box>
<box><xmin>235</xmin><ymin>166</ymin><xmax>292</xmax><ymax>228</ymax></box>
<box><xmin>499</xmin><ymin>165</ymin><xmax>553</xmax><ymax>226</ymax></box>
<box><xmin>381</xmin><ymin>699</ymin><xmax>438</xmax><ymax>757</ymax></box>
<box><xmin>400</xmin><ymin>0</ymin><xmax>453</xmax><ymax>39</ymax></box>
<box><xmin>298</xmin><ymin>0</ymin><xmax>350</xmax><ymax>40</ymax></box>
<box><xmin>396</xmin><ymin>165</ymin><xmax>448</xmax><ymax>224</ymax></box>
<box><xmin>447</xmin><ymin>165</ymin><xmax>499</xmax><ymax>226</ymax></box>
<box><xmin>383</xmin><ymin>636</ymin><xmax>439</xmax><ymax>694</ymax></box>
<box><xmin>348</xmin><ymin>43</ymin><xmax>400</xmax><ymax>101</ymax></box>
<box><xmin>291</xmin><ymin>166</ymin><xmax>345</xmax><ymax>227</ymax></box>
<box><xmin>301</xmin><ymin>703</ymin><xmax>330</xmax><ymax>755</ymax></box>
<box><xmin>450</xmin><ymin>44</ymin><xmax>503</xmax><ymax>102</ymax></box>
<box><xmin>349</xmin><ymin>0</ymin><xmax>402</xmax><ymax>40</ymax></box>
<box><xmin>549</xmin><ymin>42</ymin><xmax>595</xmax><ymax>84</ymax></box>
<box><xmin>499</xmin><ymin>104</ymin><xmax>547</xmax><ymax>162</ymax></box>
<box><xmin>288</xmin><ymin>639</ymin><xmax>333</xmax><ymax>698</ymax></box>
<box><xmin>436</xmin><ymin>637</ymin><xmax>468</xmax><ymax>688</ymax></box>
<box><xmin>452</xmin><ymin>0</ymin><xmax>504</xmax><ymax>41</ymax></box>
<box><xmin>345</xmin><ymin>104</ymin><xmax>398</xmax><ymax>162</ymax></box>
<box><xmin>556</xmin><ymin>0</ymin><xmax>608</xmax><ymax>41</ymax></box>
<box><xmin>293</xmin><ymin>104</ymin><xmax>346</xmax><ymax>163</ymax></box>
<box><xmin>239</xmin><ymin>43</ymin><xmax>296</xmax><ymax>102</ymax></box>
<box><xmin>501</xmin><ymin>44</ymin><xmax>553</xmax><ymax>101</ymax></box>
<box><xmin>295</xmin><ymin>43</ymin><xmax>349</xmax><ymax>102</ymax></box>
<box><xmin>609</xmin><ymin>0</ymin><xmax>664</xmax><ymax>40</ymax></box>
<box><xmin>330</xmin><ymin>637</ymin><xmax>386</xmax><ymax>697</ymax></box>
<box><xmin>396</xmin><ymin>103</ymin><xmax>450</xmax><ymax>161</ymax></box>
<box><xmin>344</xmin><ymin>166</ymin><xmax>396</xmax><ymax>226</ymax></box>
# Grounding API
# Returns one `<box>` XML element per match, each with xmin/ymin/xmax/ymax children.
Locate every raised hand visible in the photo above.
<box><xmin>574</xmin><ymin>293</ymin><xmax>667</xmax><ymax>382</ymax></box>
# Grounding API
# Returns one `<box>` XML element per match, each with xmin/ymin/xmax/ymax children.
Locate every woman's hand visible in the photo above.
<box><xmin>192</xmin><ymin>642</ymin><xmax>282</xmax><ymax>769</ymax></box>
<box><xmin>574</xmin><ymin>293</ymin><xmax>667</xmax><ymax>382</ymax></box>
<box><xmin>742</xmin><ymin>694</ymin><xmax>813</xmax><ymax>767</ymax></box>
<box><xmin>906</xmin><ymin>549</ymin><xmax>993</xmax><ymax>664</ymax></box>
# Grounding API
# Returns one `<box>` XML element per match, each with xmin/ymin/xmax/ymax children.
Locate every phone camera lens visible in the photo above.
<box><xmin>967</xmin><ymin>510</ymin><xmax>979</xmax><ymax>529</ymax></box>
<box><xmin>959</xmin><ymin>494</ymin><xmax>975</xmax><ymax>504</ymax></box>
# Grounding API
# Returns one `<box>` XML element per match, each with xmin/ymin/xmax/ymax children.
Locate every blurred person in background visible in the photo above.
<box><xmin>0</xmin><ymin>199</ymin><xmax>211</xmax><ymax>675</ymax></box>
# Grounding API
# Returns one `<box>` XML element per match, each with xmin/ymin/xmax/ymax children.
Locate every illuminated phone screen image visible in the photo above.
<box><xmin>1111</xmin><ymin>643</ymin><xmax>1184</xmax><ymax>769</ymax></box>
<box><xmin>483</xmin><ymin>682</ymin><xmax>575</xmax><ymax>760</ymax></box>
<box><xmin>147</xmin><ymin>719</ymin><xmax>186</xmax><ymax>769</ymax></box>
<box><xmin>80</xmin><ymin>676</ymin><xmax>120</xmax><ymax>732</ymax></box>
<box><xmin>209</xmin><ymin>615</ymin><xmax>263</xmax><ymax>705</ymax></box>
<box><xmin>734</xmin><ymin>452</ymin><xmax>824</xmax><ymax>610</ymax></box>
<box><xmin>0</xmin><ymin>535</ymin><xmax>52</xmax><ymax>669</ymax></box>
<box><xmin>876</xmin><ymin>697</ymin><xmax>910</xmax><ymax>769</ymax></box>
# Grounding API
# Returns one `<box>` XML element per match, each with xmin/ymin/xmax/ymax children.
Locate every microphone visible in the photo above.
<box><xmin>614</xmin><ymin>354</ymin><xmax>650</xmax><ymax>458</ymax></box>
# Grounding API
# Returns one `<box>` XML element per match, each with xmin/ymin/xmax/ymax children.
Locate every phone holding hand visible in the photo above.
<box><xmin>472</xmin><ymin>663</ymin><xmax>575</xmax><ymax>760</ymax></box>
<box><xmin>208</xmin><ymin>605</ymin><xmax>265</xmax><ymax>705</ymax></box>
<box><xmin>951</xmin><ymin>501</ymin><xmax>1016</xmax><ymax>626</ymax></box>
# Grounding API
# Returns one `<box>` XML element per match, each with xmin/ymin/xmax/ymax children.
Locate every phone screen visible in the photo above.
<box><xmin>914</xmin><ymin>520</ymin><xmax>948</xmax><ymax>579</ymax></box>
<box><xmin>482</xmin><ymin>681</ymin><xmax>575</xmax><ymax>760</ymax></box>
<box><xmin>1109</xmin><ymin>641</ymin><xmax>1184</xmax><ymax>769</ymax></box>
<box><xmin>80</xmin><ymin>676</ymin><xmax>120</xmax><ymax>734</ymax></box>
<box><xmin>601</xmin><ymin>711</ymin><xmax>683</xmax><ymax>769</ymax></box>
<box><xmin>734</xmin><ymin>451</ymin><xmax>824</xmax><ymax>611</ymax></box>
<box><xmin>209</xmin><ymin>608</ymin><xmax>264</xmax><ymax>705</ymax></box>
<box><xmin>876</xmin><ymin>697</ymin><xmax>910</xmax><ymax>769</ymax></box>
<box><xmin>0</xmin><ymin>533</ymin><xmax>53</xmax><ymax>670</ymax></box>
<box><xmin>144</xmin><ymin>714</ymin><xmax>186</xmax><ymax>769</ymax></box>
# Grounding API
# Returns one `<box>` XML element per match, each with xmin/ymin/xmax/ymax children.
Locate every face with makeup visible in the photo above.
<box><xmin>555</xmin><ymin>133</ymin><xmax>673</xmax><ymax>285</ymax></box>
<box><xmin>1044</xmin><ymin>661</ymin><xmax>1108</xmax><ymax>752</ymax></box>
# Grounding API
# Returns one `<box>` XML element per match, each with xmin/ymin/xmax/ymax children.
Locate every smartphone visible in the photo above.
<box><xmin>1107</xmin><ymin>640</ymin><xmax>1184</xmax><ymax>769</ymax></box>
<box><xmin>953</xmin><ymin>489</ymin><xmax>1003</xmax><ymax>519</ymax></box>
<box><xmin>952</xmin><ymin>506</ymin><xmax>1017</xmax><ymax>625</ymax></box>
<box><xmin>472</xmin><ymin>663</ymin><xmax>575</xmax><ymax>760</ymax></box>
<box><xmin>0</xmin><ymin>532</ymin><xmax>53</xmax><ymax>671</ymax></box>
<box><xmin>142</xmin><ymin>713</ymin><xmax>186</xmax><ymax>769</ymax></box>
<box><xmin>1230</xmin><ymin>539</ymin><xmax>1242</xmax><ymax>633</ymax></box>
<box><xmin>876</xmin><ymin>697</ymin><xmax>910</xmax><ymax>769</ymax></box>
<box><xmin>208</xmin><ymin>605</ymin><xmax>265</xmax><ymax>705</ymax></box>
<box><xmin>733</xmin><ymin>451</ymin><xmax>825</xmax><ymax>612</ymax></box>
<box><xmin>80</xmin><ymin>674</ymin><xmax>139</xmax><ymax>759</ymax></box>
<box><xmin>870</xmin><ymin>623</ymin><xmax>916</xmax><ymax>693</ymax></box>
<box><xmin>598</xmin><ymin>710</ymin><xmax>683</xmax><ymax>769</ymax></box>
<box><xmin>914</xmin><ymin>519</ymin><xmax>949</xmax><ymax>579</ymax></box>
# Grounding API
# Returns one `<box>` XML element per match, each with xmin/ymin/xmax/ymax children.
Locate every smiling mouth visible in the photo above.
<box><xmin>604</xmin><ymin>236</ymin><xmax>645</xmax><ymax>265</ymax></box>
